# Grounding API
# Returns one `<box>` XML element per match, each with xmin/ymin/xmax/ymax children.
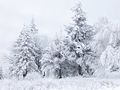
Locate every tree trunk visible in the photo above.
<box><xmin>78</xmin><ymin>65</ymin><xmax>83</xmax><ymax>76</ymax></box>
<box><xmin>86</xmin><ymin>65</ymin><xmax>89</xmax><ymax>74</ymax></box>
<box><xmin>23</xmin><ymin>70</ymin><xmax>28</xmax><ymax>78</ymax></box>
<box><xmin>43</xmin><ymin>72</ymin><xmax>45</xmax><ymax>77</ymax></box>
<box><xmin>58</xmin><ymin>68</ymin><xmax>62</xmax><ymax>79</ymax></box>
<box><xmin>58</xmin><ymin>63</ymin><xmax>62</xmax><ymax>79</ymax></box>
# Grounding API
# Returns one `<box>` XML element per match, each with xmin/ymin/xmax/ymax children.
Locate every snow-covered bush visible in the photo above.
<box><xmin>100</xmin><ymin>29</ymin><xmax>120</xmax><ymax>72</ymax></box>
<box><xmin>92</xmin><ymin>18</ymin><xmax>112</xmax><ymax>57</ymax></box>
<box><xmin>25</xmin><ymin>72</ymin><xmax>42</xmax><ymax>80</ymax></box>
<box><xmin>61</xmin><ymin>60</ymin><xmax>78</xmax><ymax>77</ymax></box>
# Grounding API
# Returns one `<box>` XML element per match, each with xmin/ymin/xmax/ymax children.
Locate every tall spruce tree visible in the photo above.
<box><xmin>65</xmin><ymin>3</ymin><xmax>95</xmax><ymax>76</ymax></box>
<box><xmin>10</xmin><ymin>20</ymin><xmax>42</xmax><ymax>78</ymax></box>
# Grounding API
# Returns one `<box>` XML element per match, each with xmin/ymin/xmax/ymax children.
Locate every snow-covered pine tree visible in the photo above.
<box><xmin>29</xmin><ymin>19</ymin><xmax>42</xmax><ymax>71</ymax></box>
<box><xmin>65</xmin><ymin>3</ymin><xmax>95</xmax><ymax>76</ymax></box>
<box><xmin>41</xmin><ymin>37</ymin><xmax>65</xmax><ymax>78</ymax></box>
<box><xmin>10</xmin><ymin>20</ymin><xmax>42</xmax><ymax>78</ymax></box>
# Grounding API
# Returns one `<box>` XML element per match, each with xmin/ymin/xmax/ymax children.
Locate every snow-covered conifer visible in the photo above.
<box><xmin>65</xmin><ymin>2</ymin><xmax>95</xmax><ymax>76</ymax></box>
<box><xmin>10</xmin><ymin>20</ymin><xmax>42</xmax><ymax>78</ymax></box>
<box><xmin>41</xmin><ymin>37</ymin><xmax>65</xmax><ymax>78</ymax></box>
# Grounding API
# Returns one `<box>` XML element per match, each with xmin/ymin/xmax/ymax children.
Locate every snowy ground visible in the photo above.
<box><xmin>0</xmin><ymin>77</ymin><xmax>120</xmax><ymax>90</ymax></box>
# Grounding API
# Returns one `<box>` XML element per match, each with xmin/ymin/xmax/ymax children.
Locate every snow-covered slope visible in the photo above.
<box><xmin>0</xmin><ymin>77</ymin><xmax>120</xmax><ymax>90</ymax></box>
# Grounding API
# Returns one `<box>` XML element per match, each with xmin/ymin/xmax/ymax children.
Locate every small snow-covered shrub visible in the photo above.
<box><xmin>25</xmin><ymin>72</ymin><xmax>42</xmax><ymax>80</ymax></box>
<box><xmin>110</xmin><ymin>65</ymin><xmax>120</xmax><ymax>72</ymax></box>
<box><xmin>61</xmin><ymin>60</ymin><xmax>78</xmax><ymax>77</ymax></box>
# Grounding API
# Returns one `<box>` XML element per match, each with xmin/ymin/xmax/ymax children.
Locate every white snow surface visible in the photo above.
<box><xmin>0</xmin><ymin>77</ymin><xmax>120</xmax><ymax>90</ymax></box>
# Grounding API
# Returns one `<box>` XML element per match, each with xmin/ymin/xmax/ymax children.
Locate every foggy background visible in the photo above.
<box><xmin>0</xmin><ymin>0</ymin><xmax>120</xmax><ymax>54</ymax></box>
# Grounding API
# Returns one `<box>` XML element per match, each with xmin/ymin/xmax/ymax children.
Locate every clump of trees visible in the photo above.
<box><xmin>41</xmin><ymin>3</ymin><xmax>96</xmax><ymax>78</ymax></box>
<box><xmin>1</xmin><ymin>2</ymin><xmax>120</xmax><ymax>79</ymax></box>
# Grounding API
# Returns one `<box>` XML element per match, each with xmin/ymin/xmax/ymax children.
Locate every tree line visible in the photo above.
<box><xmin>1</xmin><ymin>2</ymin><xmax>120</xmax><ymax>79</ymax></box>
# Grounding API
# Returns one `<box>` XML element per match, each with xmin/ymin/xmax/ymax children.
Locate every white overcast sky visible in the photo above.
<box><xmin>0</xmin><ymin>0</ymin><xmax>120</xmax><ymax>53</ymax></box>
